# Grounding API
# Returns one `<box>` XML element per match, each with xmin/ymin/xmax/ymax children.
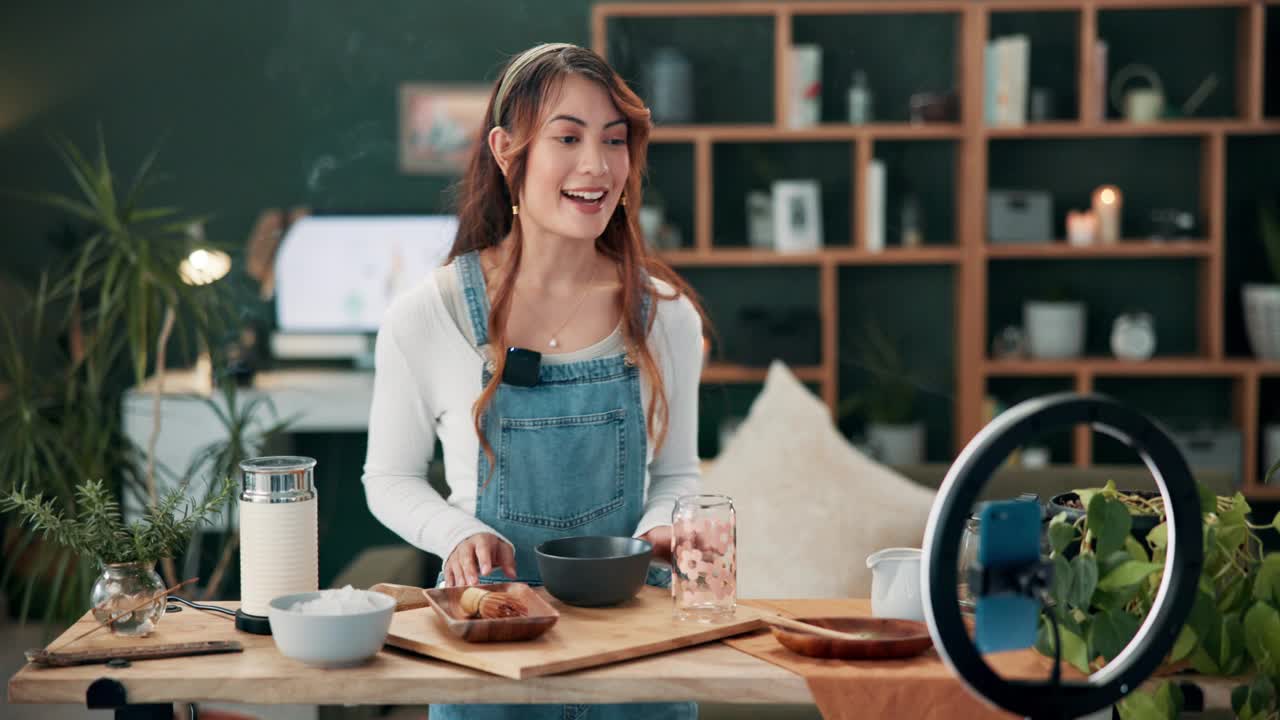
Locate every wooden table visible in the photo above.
<box><xmin>8</xmin><ymin>601</ymin><xmax>811</xmax><ymax>717</ymax></box>
<box><xmin>6</xmin><ymin>599</ymin><xmax>1233</xmax><ymax>718</ymax></box>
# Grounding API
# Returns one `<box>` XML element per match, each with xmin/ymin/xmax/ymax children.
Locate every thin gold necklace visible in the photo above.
<box><xmin>520</xmin><ymin>260</ymin><xmax>598</xmax><ymax>349</ymax></box>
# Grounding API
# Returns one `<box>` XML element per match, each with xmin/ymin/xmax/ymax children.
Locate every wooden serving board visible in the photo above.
<box><xmin>384</xmin><ymin>585</ymin><xmax>765</xmax><ymax>679</ymax></box>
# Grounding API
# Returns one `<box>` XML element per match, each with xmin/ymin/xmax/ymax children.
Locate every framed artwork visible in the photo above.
<box><xmin>399</xmin><ymin>84</ymin><xmax>490</xmax><ymax>175</ymax></box>
<box><xmin>771</xmin><ymin>180</ymin><xmax>823</xmax><ymax>253</ymax></box>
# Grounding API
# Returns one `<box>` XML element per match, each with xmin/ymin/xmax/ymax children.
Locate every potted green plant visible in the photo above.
<box><xmin>1039</xmin><ymin>479</ymin><xmax>1280</xmax><ymax>719</ymax></box>
<box><xmin>0</xmin><ymin>129</ymin><xmax>259</xmax><ymax>627</ymax></box>
<box><xmin>839</xmin><ymin>322</ymin><xmax>924</xmax><ymax>465</ymax></box>
<box><xmin>1243</xmin><ymin>199</ymin><xmax>1280</xmax><ymax>360</ymax></box>
<box><xmin>2</xmin><ymin>475</ymin><xmax>233</xmax><ymax>636</ymax></box>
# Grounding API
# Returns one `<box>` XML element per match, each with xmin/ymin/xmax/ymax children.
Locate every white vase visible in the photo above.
<box><xmin>1244</xmin><ymin>284</ymin><xmax>1280</xmax><ymax>360</ymax></box>
<box><xmin>1024</xmin><ymin>301</ymin><xmax>1086</xmax><ymax>359</ymax></box>
<box><xmin>867</xmin><ymin>422</ymin><xmax>925</xmax><ymax>466</ymax></box>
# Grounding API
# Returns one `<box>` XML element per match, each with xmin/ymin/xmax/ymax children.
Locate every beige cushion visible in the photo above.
<box><xmin>702</xmin><ymin>361</ymin><xmax>936</xmax><ymax>599</ymax></box>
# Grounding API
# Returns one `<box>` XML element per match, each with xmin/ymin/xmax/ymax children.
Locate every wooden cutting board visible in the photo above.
<box><xmin>384</xmin><ymin>585</ymin><xmax>766</xmax><ymax>679</ymax></box>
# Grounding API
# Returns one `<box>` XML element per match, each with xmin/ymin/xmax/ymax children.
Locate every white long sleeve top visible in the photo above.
<box><xmin>361</xmin><ymin>262</ymin><xmax>704</xmax><ymax>565</ymax></box>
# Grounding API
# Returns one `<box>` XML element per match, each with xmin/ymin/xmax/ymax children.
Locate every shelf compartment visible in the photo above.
<box><xmin>711</xmin><ymin>141</ymin><xmax>853</xmax><ymax>250</ymax></box>
<box><xmin>681</xmin><ymin>266</ymin><xmax>823</xmax><ymax>369</ymax></box>
<box><xmin>605</xmin><ymin>15</ymin><xmax>775</xmax><ymax>125</ymax></box>
<box><xmin>986</xmin><ymin>377</ymin><xmax>1078</xmax><ymax>465</ymax></box>
<box><xmin>988</xmin><ymin>137</ymin><xmax>1203</xmax><ymax>241</ymax></box>
<box><xmin>988</xmin><ymin>9</ymin><xmax>1081</xmax><ymax>123</ymax></box>
<box><xmin>643</xmin><ymin>143</ymin><xmax>696</xmax><ymax>251</ymax></box>
<box><xmin>1096</xmin><ymin>6</ymin><xmax>1243</xmax><ymax>121</ymax></box>
<box><xmin>1224</xmin><ymin>134</ymin><xmax>1280</xmax><ymax>357</ymax></box>
<box><xmin>1092</xmin><ymin>376</ymin><xmax>1239</xmax><ymax>484</ymax></box>
<box><xmin>983</xmin><ymin>119</ymin><xmax>1280</xmax><ymax>137</ymax></box>
<box><xmin>871</xmin><ymin>140</ymin><xmax>959</xmax><ymax>250</ymax></box>
<box><xmin>838</xmin><ymin>264</ymin><xmax>956</xmax><ymax>462</ymax></box>
<box><xmin>792</xmin><ymin>11</ymin><xmax>960</xmax><ymax>125</ymax></box>
<box><xmin>988</xmin><ymin>258</ymin><xmax>1203</xmax><ymax>357</ymax></box>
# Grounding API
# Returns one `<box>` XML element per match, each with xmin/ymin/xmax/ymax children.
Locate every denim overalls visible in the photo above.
<box><xmin>430</xmin><ymin>251</ymin><xmax>697</xmax><ymax>720</ymax></box>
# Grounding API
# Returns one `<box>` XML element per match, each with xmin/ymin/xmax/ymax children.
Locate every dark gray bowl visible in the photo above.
<box><xmin>535</xmin><ymin>536</ymin><xmax>653</xmax><ymax>607</ymax></box>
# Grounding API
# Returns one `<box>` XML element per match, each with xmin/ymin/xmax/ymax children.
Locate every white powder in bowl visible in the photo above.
<box><xmin>289</xmin><ymin>585</ymin><xmax>385</xmax><ymax>615</ymax></box>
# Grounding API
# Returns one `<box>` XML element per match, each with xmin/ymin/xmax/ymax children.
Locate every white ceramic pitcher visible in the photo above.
<box><xmin>866</xmin><ymin>547</ymin><xmax>924</xmax><ymax>622</ymax></box>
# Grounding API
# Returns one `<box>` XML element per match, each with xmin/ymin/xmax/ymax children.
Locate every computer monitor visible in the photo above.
<box><xmin>274</xmin><ymin>214</ymin><xmax>457</xmax><ymax>334</ymax></box>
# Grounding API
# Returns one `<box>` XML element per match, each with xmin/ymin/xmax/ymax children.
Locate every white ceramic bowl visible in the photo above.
<box><xmin>267</xmin><ymin>590</ymin><xmax>395</xmax><ymax>667</ymax></box>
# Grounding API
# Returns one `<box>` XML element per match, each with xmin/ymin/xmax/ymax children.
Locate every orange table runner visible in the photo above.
<box><xmin>728</xmin><ymin>599</ymin><xmax>1077</xmax><ymax>720</ymax></box>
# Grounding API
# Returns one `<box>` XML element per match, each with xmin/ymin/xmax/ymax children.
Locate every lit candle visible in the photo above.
<box><xmin>1091</xmin><ymin>185</ymin><xmax>1123</xmax><ymax>244</ymax></box>
<box><xmin>1066</xmin><ymin>210</ymin><xmax>1097</xmax><ymax>247</ymax></box>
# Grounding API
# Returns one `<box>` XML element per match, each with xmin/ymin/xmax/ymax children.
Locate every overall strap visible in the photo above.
<box><xmin>454</xmin><ymin>251</ymin><xmax>491</xmax><ymax>347</ymax></box>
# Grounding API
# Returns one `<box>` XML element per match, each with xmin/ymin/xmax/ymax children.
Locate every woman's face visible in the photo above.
<box><xmin>516</xmin><ymin>74</ymin><xmax>630</xmax><ymax>244</ymax></box>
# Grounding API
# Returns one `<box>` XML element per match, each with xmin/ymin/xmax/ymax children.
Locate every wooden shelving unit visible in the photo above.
<box><xmin>594</xmin><ymin>0</ymin><xmax>1280</xmax><ymax>496</ymax></box>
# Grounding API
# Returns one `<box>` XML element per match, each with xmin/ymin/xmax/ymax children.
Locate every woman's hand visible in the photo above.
<box><xmin>444</xmin><ymin>533</ymin><xmax>517</xmax><ymax>586</ymax></box>
<box><xmin>639</xmin><ymin>526</ymin><xmax>674</xmax><ymax>564</ymax></box>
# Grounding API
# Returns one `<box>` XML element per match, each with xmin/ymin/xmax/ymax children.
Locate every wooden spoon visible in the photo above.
<box><xmin>369</xmin><ymin>583</ymin><xmax>431</xmax><ymax>612</ymax></box>
<box><xmin>762</xmin><ymin>614</ymin><xmax>900</xmax><ymax>643</ymax></box>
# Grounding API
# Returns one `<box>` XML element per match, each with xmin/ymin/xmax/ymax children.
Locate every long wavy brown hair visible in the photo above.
<box><xmin>448</xmin><ymin>43</ymin><xmax>708</xmax><ymax>478</ymax></box>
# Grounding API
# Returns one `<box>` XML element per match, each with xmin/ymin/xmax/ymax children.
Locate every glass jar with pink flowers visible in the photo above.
<box><xmin>672</xmin><ymin>494</ymin><xmax>736</xmax><ymax>622</ymax></box>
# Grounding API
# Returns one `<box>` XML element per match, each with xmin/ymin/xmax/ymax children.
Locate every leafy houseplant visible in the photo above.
<box><xmin>0</xmin><ymin>129</ymin><xmax>259</xmax><ymax>627</ymax></box>
<box><xmin>1039</xmin><ymin>480</ymin><xmax>1280</xmax><ymax>719</ymax></box>
<box><xmin>838</xmin><ymin>322</ymin><xmax>924</xmax><ymax>465</ymax></box>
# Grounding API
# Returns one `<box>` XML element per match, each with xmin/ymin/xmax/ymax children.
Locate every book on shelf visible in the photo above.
<box><xmin>865</xmin><ymin>159</ymin><xmax>886</xmax><ymax>253</ymax></box>
<box><xmin>985</xmin><ymin>34</ymin><xmax>1029</xmax><ymax>127</ymax></box>
<box><xmin>1093</xmin><ymin>40</ymin><xmax>1109</xmax><ymax>123</ymax></box>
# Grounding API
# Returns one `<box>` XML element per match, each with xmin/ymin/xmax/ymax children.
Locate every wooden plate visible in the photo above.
<box><xmin>770</xmin><ymin>617</ymin><xmax>933</xmax><ymax>660</ymax></box>
<box><xmin>422</xmin><ymin>583</ymin><xmax>559</xmax><ymax>643</ymax></box>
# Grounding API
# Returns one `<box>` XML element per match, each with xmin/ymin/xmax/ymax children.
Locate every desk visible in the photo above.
<box><xmin>122</xmin><ymin>368</ymin><xmax>374</xmax><ymax>521</ymax></box>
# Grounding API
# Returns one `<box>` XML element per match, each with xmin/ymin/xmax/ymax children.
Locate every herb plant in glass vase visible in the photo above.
<box><xmin>1039</xmin><ymin>480</ymin><xmax>1280</xmax><ymax>719</ymax></box>
<box><xmin>2</xmin><ymin>476</ymin><xmax>233</xmax><ymax>636</ymax></box>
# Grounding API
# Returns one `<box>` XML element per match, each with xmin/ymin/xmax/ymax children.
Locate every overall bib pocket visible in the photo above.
<box><xmin>497</xmin><ymin>408</ymin><xmax>627</xmax><ymax>529</ymax></box>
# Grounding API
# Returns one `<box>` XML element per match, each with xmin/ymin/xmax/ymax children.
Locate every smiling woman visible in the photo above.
<box><xmin>361</xmin><ymin>43</ymin><xmax>710</xmax><ymax>720</ymax></box>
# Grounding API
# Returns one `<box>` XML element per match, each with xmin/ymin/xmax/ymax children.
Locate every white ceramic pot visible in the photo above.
<box><xmin>1244</xmin><ymin>284</ymin><xmax>1280</xmax><ymax>360</ymax></box>
<box><xmin>1024</xmin><ymin>301</ymin><xmax>1086</xmax><ymax>359</ymax></box>
<box><xmin>866</xmin><ymin>547</ymin><xmax>924</xmax><ymax>621</ymax></box>
<box><xmin>867</xmin><ymin>422</ymin><xmax>925</xmax><ymax>466</ymax></box>
<box><xmin>1265</xmin><ymin>424</ymin><xmax>1280</xmax><ymax>484</ymax></box>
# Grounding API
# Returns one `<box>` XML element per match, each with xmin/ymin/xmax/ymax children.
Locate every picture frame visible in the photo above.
<box><xmin>771</xmin><ymin>180</ymin><xmax>823</xmax><ymax>253</ymax></box>
<box><xmin>399</xmin><ymin>84</ymin><xmax>490</xmax><ymax>175</ymax></box>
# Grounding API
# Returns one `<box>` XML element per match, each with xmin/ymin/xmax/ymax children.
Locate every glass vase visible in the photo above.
<box><xmin>672</xmin><ymin>494</ymin><xmax>736</xmax><ymax>623</ymax></box>
<box><xmin>90</xmin><ymin>561</ymin><xmax>167</xmax><ymax>637</ymax></box>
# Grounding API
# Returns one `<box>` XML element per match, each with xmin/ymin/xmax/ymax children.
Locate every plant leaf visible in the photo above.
<box><xmin>1048</xmin><ymin>512</ymin><xmax>1076</xmax><ymax>555</ymax></box>
<box><xmin>1244</xmin><ymin>602</ymin><xmax>1280</xmax><ymax>676</ymax></box>
<box><xmin>1088</xmin><ymin>493</ymin><xmax>1131</xmax><ymax>558</ymax></box>
<box><xmin>1068</xmin><ymin>553</ymin><xmax>1098</xmax><ymax>610</ymax></box>
<box><xmin>1098</xmin><ymin>561</ymin><xmax>1164</xmax><ymax>591</ymax></box>
<box><xmin>1146</xmin><ymin>522</ymin><xmax>1168</xmax><ymax>553</ymax></box>
<box><xmin>1125</xmin><ymin>534</ymin><xmax>1150</xmax><ymax>563</ymax></box>
<box><xmin>1169</xmin><ymin>624</ymin><xmax>1197</xmax><ymax>663</ymax></box>
<box><xmin>1254</xmin><ymin>553</ymin><xmax>1280</xmax><ymax>605</ymax></box>
<box><xmin>1058</xmin><ymin>626</ymin><xmax>1092</xmax><ymax>674</ymax></box>
<box><xmin>1089</xmin><ymin>607</ymin><xmax>1140</xmax><ymax>663</ymax></box>
<box><xmin>1051</xmin><ymin>553</ymin><xmax>1074</xmax><ymax>611</ymax></box>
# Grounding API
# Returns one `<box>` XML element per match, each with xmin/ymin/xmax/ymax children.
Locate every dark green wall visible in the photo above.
<box><xmin>0</xmin><ymin>0</ymin><xmax>605</xmax><ymax>280</ymax></box>
<box><xmin>5</xmin><ymin>3</ymin><xmax>1280</xmax><ymax>577</ymax></box>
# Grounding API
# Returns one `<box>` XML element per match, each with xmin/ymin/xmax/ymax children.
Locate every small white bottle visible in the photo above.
<box><xmin>848</xmin><ymin>70</ymin><xmax>873</xmax><ymax>125</ymax></box>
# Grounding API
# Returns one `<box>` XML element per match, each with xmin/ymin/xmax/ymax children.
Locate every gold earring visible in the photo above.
<box><xmin>512</xmin><ymin>204</ymin><xmax>519</xmax><ymax>216</ymax></box>
<box><xmin>620</xmin><ymin>193</ymin><xmax>627</xmax><ymax>207</ymax></box>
